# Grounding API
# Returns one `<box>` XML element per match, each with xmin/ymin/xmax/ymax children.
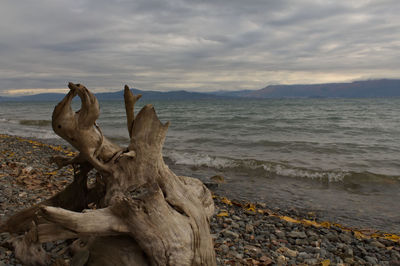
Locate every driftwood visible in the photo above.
<box><xmin>1</xmin><ymin>83</ymin><xmax>216</xmax><ymax>265</ymax></box>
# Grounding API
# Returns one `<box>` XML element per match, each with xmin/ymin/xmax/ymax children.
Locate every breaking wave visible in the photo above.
<box><xmin>164</xmin><ymin>150</ymin><xmax>399</xmax><ymax>183</ymax></box>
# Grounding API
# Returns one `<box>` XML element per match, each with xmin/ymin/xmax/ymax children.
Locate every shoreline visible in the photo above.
<box><xmin>0</xmin><ymin>134</ymin><xmax>399</xmax><ymax>265</ymax></box>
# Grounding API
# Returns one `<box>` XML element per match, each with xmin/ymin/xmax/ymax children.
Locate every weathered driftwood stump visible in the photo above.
<box><xmin>1</xmin><ymin>83</ymin><xmax>216</xmax><ymax>265</ymax></box>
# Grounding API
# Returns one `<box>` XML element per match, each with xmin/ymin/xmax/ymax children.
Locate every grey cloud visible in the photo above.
<box><xmin>0</xmin><ymin>0</ymin><xmax>399</xmax><ymax>94</ymax></box>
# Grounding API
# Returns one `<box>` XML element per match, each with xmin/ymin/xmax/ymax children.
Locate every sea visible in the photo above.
<box><xmin>1</xmin><ymin>97</ymin><xmax>400</xmax><ymax>233</ymax></box>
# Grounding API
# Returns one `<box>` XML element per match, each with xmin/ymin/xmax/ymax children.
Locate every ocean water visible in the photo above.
<box><xmin>1</xmin><ymin>97</ymin><xmax>400</xmax><ymax>232</ymax></box>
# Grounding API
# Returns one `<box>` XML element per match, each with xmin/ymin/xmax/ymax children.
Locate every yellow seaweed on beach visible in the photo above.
<box><xmin>321</xmin><ymin>259</ymin><xmax>330</xmax><ymax>266</ymax></box>
<box><xmin>280</xmin><ymin>216</ymin><xmax>300</xmax><ymax>224</ymax></box>
<box><xmin>383</xmin><ymin>233</ymin><xmax>400</xmax><ymax>241</ymax></box>
<box><xmin>301</xmin><ymin>219</ymin><xmax>322</xmax><ymax>227</ymax></box>
<box><xmin>245</xmin><ymin>203</ymin><xmax>256</xmax><ymax>212</ymax></box>
<box><xmin>217</xmin><ymin>211</ymin><xmax>229</xmax><ymax>217</ymax></box>
<box><xmin>221</xmin><ymin>197</ymin><xmax>232</xmax><ymax>205</ymax></box>
<box><xmin>353</xmin><ymin>231</ymin><xmax>367</xmax><ymax>239</ymax></box>
<box><xmin>319</xmin><ymin>221</ymin><xmax>331</xmax><ymax>228</ymax></box>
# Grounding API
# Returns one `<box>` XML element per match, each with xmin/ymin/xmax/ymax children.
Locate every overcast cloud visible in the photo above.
<box><xmin>0</xmin><ymin>0</ymin><xmax>399</xmax><ymax>95</ymax></box>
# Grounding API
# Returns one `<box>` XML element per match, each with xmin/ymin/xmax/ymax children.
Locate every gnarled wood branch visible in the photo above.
<box><xmin>2</xmin><ymin>83</ymin><xmax>216</xmax><ymax>265</ymax></box>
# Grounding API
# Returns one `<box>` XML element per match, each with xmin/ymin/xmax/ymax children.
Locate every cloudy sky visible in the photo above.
<box><xmin>1</xmin><ymin>0</ymin><xmax>399</xmax><ymax>95</ymax></box>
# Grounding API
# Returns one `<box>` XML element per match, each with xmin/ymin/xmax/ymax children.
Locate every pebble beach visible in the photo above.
<box><xmin>0</xmin><ymin>134</ymin><xmax>400</xmax><ymax>265</ymax></box>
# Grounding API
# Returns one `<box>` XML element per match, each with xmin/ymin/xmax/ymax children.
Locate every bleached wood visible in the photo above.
<box><xmin>1</xmin><ymin>83</ymin><xmax>216</xmax><ymax>266</ymax></box>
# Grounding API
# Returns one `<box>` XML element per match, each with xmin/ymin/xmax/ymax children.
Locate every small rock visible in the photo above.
<box><xmin>370</xmin><ymin>240</ymin><xmax>385</xmax><ymax>249</ymax></box>
<box><xmin>220</xmin><ymin>244</ymin><xmax>229</xmax><ymax>253</ymax></box>
<box><xmin>245</xmin><ymin>224</ymin><xmax>254</xmax><ymax>233</ymax></box>
<box><xmin>326</xmin><ymin>232</ymin><xmax>339</xmax><ymax>242</ymax></box>
<box><xmin>364</xmin><ymin>256</ymin><xmax>378</xmax><ymax>264</ymax></box>
<box><xmin>295</xmin><ymin>238</ymin><xmax>308</xmax><ymax>245</ymax></box>
<box><xmin>18</xmin><ymin>192</ymin><xmax>27</xmax><ymax>197</ymax></box>
<box><xmin>258</xmin><ymin>202</ymin><xmax>267</xmax><ymax>208</ymax></box>
<box><xmin>304</xmin><ymin>258</ymin><xmax>318</xmax><ymax>265</ymax></box>
<box><xmin>298</xmin><ymin>252</ymin><xmax>310</xmax><ymax>259</ymax></box>
<box><xmin>210</xmin><ymin>175</ymin><xmax>225</xmax><ymax>183</ymax></box>
<box><xmin>277</xmin><ymin>246</ymin><xmax>298</xmax><ymax>258</ymax></box>
<box><xmin>319</xmin><ymin>248</ymin><xmax>327</xmax><ymax>257</ymax></box>
<box><xmin>245</xmin><ymin>210</ymin><xmax>256</xmax><ymax>215</ymax></box>
<box><xmin>288</xmin><ymin>230</ymin><xmax>307</xmax><ymax>239</ymax></box>
<box><xmin>244</xmin><ymin>245</ymin><xmax>261</xmax><ymax>254</ymax></box>
<box><xmin>343</xmin><ymin>247</ymin><xmax>353</xmax><ymax>258</ymax></box>
<box><xmin>275</xmin><ymin>229</ymin><xmax>285</xmax><ymax>239</ymax></box>
<box><xmin>223</xmin><ymin>230</ymin><xmax>239</xmax><ymax>239</ymax></box>
<box><xmin>231</xmin><ymin>222</ymin><xmax>240</xmax><ymax>229</ymax></box>
<box><xmin>237</xmin><ymin>221</ymin><xmax>245</xmax><ymax>228</ymax></box>
<box><xmin>234</xmin><ymin>252</ymin><xmax>243</xmax><ymax>259</ymax></box>
<box><xmin>307</xmin><ymin>230</ymin><xmax>318</xmax><ymax>237</ymax></box>
<box><xmin>22</xmin><ymin>166</ymin><xmax>34</xmax><ymax>174</ymax></box>
<box><xmin>259</xmin><ymin>255</ymin><xmax>273</xmax><ymax>264</ymax></box>
<box><xmin>356</xmin><ymin>245</ymin><xmax>367</xmax><ymax>255</ymax></box>
<box><xmin>224</xmin><ymin>218</ymin><xmax>233</xmax><ymax>224</ymax></box>
<box><xmin>232</xmin><ymin>215</ymin><xmax>241</xmax><ymax>221</ymax></box>
<box><xmin>339</xmin><ymin>233</ymin><xmax>352</xmax><ymax>243</ymax></box>
<box><xmin>276</xmin><ymin>255</ymin><xmax>287</xmax><ymax>266</ymax></box>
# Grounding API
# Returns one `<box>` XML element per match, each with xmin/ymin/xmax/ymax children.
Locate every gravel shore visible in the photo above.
<box><xmin>1</xmin><ymin>134</ymin><xmax>399</xmax><ymax>265</ymax></box>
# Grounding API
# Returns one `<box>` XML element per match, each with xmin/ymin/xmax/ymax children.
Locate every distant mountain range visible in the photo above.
<box><xmin>0</xmin><ymin>88</ymin><xmax>223</xmax><ymax>102</ymax></box>
<box><xmin>1</xmin><ymin>79</ymin><xmax>399</xmax><ymax>101</ymax></box>
<box><xmin>215</xmin><ymin>79</ymin><xmax>400</xmax><ymax>98</ymax></box>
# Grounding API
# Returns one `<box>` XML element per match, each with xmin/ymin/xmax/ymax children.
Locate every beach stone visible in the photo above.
<box><xmin>339</xmin><ymin>233</ymin><xmax>352</xmax><ymax>243</ymax></box>
<box><xmin>390</xmin><ymin>260</ymin><xmax>400</xmax><ymax>266</ymax></box>
<box><xmin>231</xmin><ymin>222</ymin><xmax>240</xmax><ymax>229</ymax></box>
<box><xmin>326</xmin><ymin>232</ymin><xmax>339</xmax><ymax>242</ymax></box>
<box><xmin>275</xmin><ymin>229</ymin><xmax>285</xmax><ymax>239</ymax></box>
<box><xmin>257</xmin><ymin>202</ymin><xmax>267</xmax><ymax>208</ymax></box>
<box><xmin>235</xmin><ymin>252</ymin><xmax>243</xmax><ymax>259</ymax></box>
<box><xmin>319</xmin><ymin>248</ymin><xmax>327</xmax><ymax>257</ymax></box>
<box><xmin>370</xmin><ymin>240</ymin><xmax>385</xmax><ymax>248</ymax></box>
<box><xmin>356</xmin><ymin>245</ymin><xmax>367</xmax><ymax>255</ymax></box>
<box><xmin>295</xmin><ymin>238</ymin><xmax>308</xmax><ymax>245</ymax></box>
<box><xmin>304</xmin><ymin>258</ymin><xmax>318</xmax><ymax>265</ymax></box>
<box><xmin>232</xmin><ymin>215</ymin><xmax>241</xmax><ymax>220</ymax></box>
<box><xmin>288</xmin><ymin>230</ymin><xmax>306</xmax><ymax>239</ymax></box>
<box><xmin>259</xmin><ymin>255</ymin><xmax>272</xmax><ymax>264</ymax></box>
<box><xmin>224</xmin><ymin>218</ymin><xmax>233</xmax><ymax>224</ymax></box>
<box><xmin>277</xmin><ymin>247</ymin><xmax>298</xmax><ymax>258</ymax></box>
<box><xmin>223</xmin><ymin>230</ymin><xmax>239</xmax><ymax>239</ymax></box>
<box><xmin>245</xmin><ymin>210</ymin><xmax>256</xmax><ymax>215</ymax></box>
<box><xmin>210</xmin><ymin>175</ymin><xmax>225</xmax><ymax>183</ymax></box>
<box><xmin>343</xmin><ymin>246</ymin><xmax>353</xmax><ymax>258</ymax></box>
<box><xmin>245</xmin><ymin>224</ymin><xmax>254</xmax><ymax>233</ymax></box>
<box><xmin>244</xmin><ymin>245</ymin><xmax>261</xmax><ymax>254</ymax></box>
<box><xmin>220</xmin><ymin>244</ymin><xmax>229</xmax><ymax>253</ymax></box>
<box><xmin>237</xmin><ymin>221</ymin><xmax>245</xmax><ymax>228</ymax></box>
<box><xmin>320</xmin><ymin>228</ymin><xmax>330</xmax><ymax>234</ymax></box>
<box><xmin>276</xmin><ymin>255</ymin><xmax>287</xmax><ymax>266</ymax></box>
<box><xmin>331</xmin><ymin>226</ymin><xmax>342</xmax><ymax>233</ymax></box>
<box><xmin>391</xmin><ymin>250</ymin><xmax>400</xmax><ymax>259</ymax></box>
<box><xmin>298</xmin><ymin>252</ymin><xmax>311</xmax><ymax>259</ymax></box>
<box><xmin>306</xmin><ymin>230</ymin><xmax>318</xmax><ymax>237</ymax></box>
<box><xmin>364</xmin><ymin>255</ymin><xmax>378</xmax><ymax>264</ymax></box>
